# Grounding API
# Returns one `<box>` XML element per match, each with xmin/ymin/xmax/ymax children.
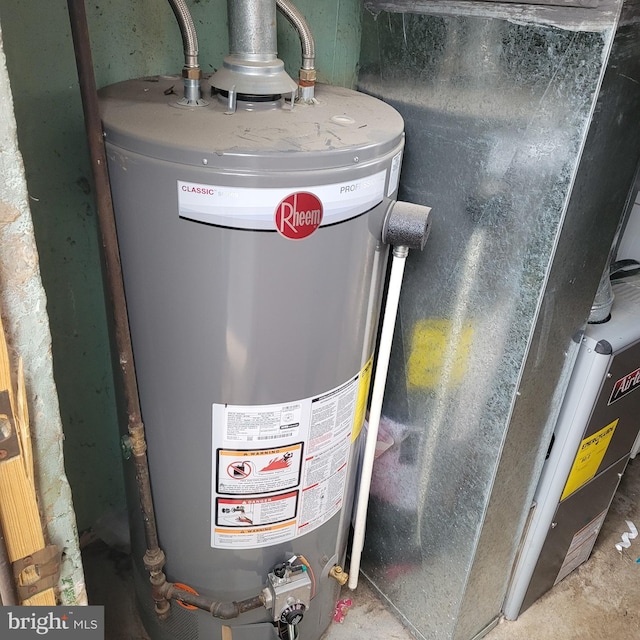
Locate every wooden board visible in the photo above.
<box><xmin>0</xmin><ymin>313</ymin><xmax>56</xmax><ymax>605</ymax></box>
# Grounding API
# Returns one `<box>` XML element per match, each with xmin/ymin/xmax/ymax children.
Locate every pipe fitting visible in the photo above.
<box><xmin>182</xmin><ymin>67</ymin><xmax>202</xmax><ymax>80</ymax></box>
<box><xmin>328</xmin><ymin>565</ymin><xmax>349</xmax><ymax>586</ymax></box>
<box><xmin>298</xmin><ymin>68</ymin><xmax>316</xmax><ymax>83</ymax></box>
<box><xmin>147</xmin><ymin>553</ymin><xmax>170</xmax><ymax>618</ymax></box>
<box><xmin>143</xmin><ymin>547</ymin><xmax>166</xmax><ymax>574</ymax></box>
<box><xmin>211</xmin><ymin>601</ymin><xmax>242</xmax><ymax>620</ymax></box>
<box><xmin>128</xmin><ymin>423</ymin><xmax>147</xmax><ymax>457</ymax></box>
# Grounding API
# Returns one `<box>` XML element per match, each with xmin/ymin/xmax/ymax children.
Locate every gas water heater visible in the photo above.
<box><xmin>98</xmin><ymin>2</ymin><xmax>428</xmax><ymax>639</ymax></box>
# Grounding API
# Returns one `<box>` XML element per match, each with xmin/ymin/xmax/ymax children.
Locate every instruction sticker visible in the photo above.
<box><xmin>216</xmin><ymin>444</ymin><xmax>303</xmax><ymax>495</ymax></box>
<box><xmin>222</xmin><ymin>403</ymin><xmax>302</xmax><ymax>442</ymax></box>
<box><xmin>211</xmin><ymin>372</ymin><xmax>362</xmax><ymax>549</ymax></box>
<box><xmin>554</xmin><ymin>509</ymin><xmax>608</xmax><ymax>585</ymax></box>
<box><xmin>214</xmin><ymin>521</ymin><xmax>297</xmax><ymax>549</ymax></box>
<box><xmin>561</xmin><ymin>419</ymin><xmax>618</xmax><ymax>501</ymax></box>
<box><xmin>299</xmin><ymin>435</ymin><xmax>351</xmax><ymax>534</ymax></box>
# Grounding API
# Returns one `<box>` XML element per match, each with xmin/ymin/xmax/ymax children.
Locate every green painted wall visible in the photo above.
<box><xmin>277</xmin><ymin>0</ymin><xmax>363</xmax><ymax>89</ymax></box>
<box><xmin>0</xmin><ymin>0</ymin><xmax>361</xmax><ymax>532</ymax></box>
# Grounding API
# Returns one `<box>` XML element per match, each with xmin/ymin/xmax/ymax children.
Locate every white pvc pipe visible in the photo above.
<box><xmin>348</xmin><ymin>245</ymin><xmax>409</xmax><ymax>590</ymax></box>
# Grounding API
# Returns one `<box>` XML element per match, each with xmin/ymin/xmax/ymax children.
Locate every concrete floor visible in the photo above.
<box><xmin>486</xmin><ymin>456</ymin><xmax>640</xmax><ymax>640</ymax></box>
<box><xmin>82</xmin><ymin>457</ymin><xmax>640</xmax><ymax>640</ymax></box>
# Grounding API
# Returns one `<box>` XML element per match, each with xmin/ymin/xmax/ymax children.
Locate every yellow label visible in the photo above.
<box><xmin>406</xmin><ymin>318</ymin><xmax>473</xmax><ymax>389</ymax></box>
<box><xmin>561</xmin><ymin>419</ymin><xmax>618</xmax><ymax>501</ymax></box>
<box><xmin>352</xmin><ymin>356</ymin><xmax>373</xmax><ymax>442</ymax></box>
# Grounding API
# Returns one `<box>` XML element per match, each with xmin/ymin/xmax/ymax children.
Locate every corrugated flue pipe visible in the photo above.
<box><xmin>167</xmin><ymin>0</ymin><xmax>205</xmax><ymax>105</ymax></box>
<box><xmin>276</xmin><ymin>0</ymin><xmax>316</xmax><ymax>101</ymax></box>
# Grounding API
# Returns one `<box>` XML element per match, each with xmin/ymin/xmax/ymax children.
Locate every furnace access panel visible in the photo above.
<box><xmin>505</xmin><ymin>276</ymin><xmax>640</xmax><ymax>618</ymax></box>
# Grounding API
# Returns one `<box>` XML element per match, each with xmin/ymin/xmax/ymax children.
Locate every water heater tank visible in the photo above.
<box><xmin>99</xmin><ymin>77</ymin><xmax>405</xmax><ymax>640</ymax></box>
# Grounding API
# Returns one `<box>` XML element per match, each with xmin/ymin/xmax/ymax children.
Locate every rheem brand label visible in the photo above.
<box><xmin>608</xmin><ymin>366</ymin><xmax>640</xmax><ymax>405</ymax></box>
<box><xmin>275</xmin><ymin>192</ymin><xmax>323</xmax><ymax>240</ymax></box>
<box><xmin>177</xmin><ymin>170</ymin><xmax>386</xmax><ymax>231</ymax></box>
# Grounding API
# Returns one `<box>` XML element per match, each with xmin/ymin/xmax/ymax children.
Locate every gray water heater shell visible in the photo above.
<box><xmin>99</xmin><ymin>78</ymin><xmax>404</xmax><ymax>640</ymax></box>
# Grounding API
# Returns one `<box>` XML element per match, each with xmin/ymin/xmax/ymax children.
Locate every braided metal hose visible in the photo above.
<box><xmin>276</xmin><ymin>0</ymin><xmax>315</xmax><ymax>71</ymax></box>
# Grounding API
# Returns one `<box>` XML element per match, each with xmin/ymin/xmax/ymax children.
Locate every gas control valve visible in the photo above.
<box><xmin>263</xmin><ymin>557</ymin><xmax>312</xmax><ymax>637</ymax></box>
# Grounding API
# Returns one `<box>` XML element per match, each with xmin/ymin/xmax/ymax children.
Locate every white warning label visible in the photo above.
<box><xmin>215</xmin><ymin>492</ymin><xmax>298</xmax><ymax>528</ymax></box>
<box><xmin>214</xmin><ymin>521</ymin><xmax>297</xmax><ymax>549</ymax></box>
<box><xmin>299</xmin><ymin>438</ymin><xmax>350</xmax><ymax>534</ymax></box>
<box><xmin>224</xmin><ymin>404</ymin><xmax>302</xmax><ymax>442</ymax></box>
<box><xmin>211</xmin><ymin>369</ymin><xmax>365</xmax><ymax>549</ymax></box>
<box><xmin>554</xmin><ymin>509</ymin><xmax>607</xmax><ymax>585</ymax></box>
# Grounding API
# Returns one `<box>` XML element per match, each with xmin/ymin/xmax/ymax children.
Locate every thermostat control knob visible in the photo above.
<box><xmin>281</xmin><ymin>603</ymin><xmax>305</xmax><ymax>625</ymax></box>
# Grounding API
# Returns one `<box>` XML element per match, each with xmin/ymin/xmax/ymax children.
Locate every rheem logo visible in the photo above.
<box><xmin>275</xmin><ymin>192</ymin><xmax>323</xmax><ymax>240</ymax></box>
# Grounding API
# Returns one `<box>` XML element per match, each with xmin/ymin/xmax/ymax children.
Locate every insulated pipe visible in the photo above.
<box><xmin>348</xmin><ymin>245</ymin><xmax>409</xmax><ymax>590</ymax></box>
<box><xmin>166</xmin><ymin>0</ymin><xmax>204</xmax><ymax>105</ymax></box>
<box><xmin>348</xmin><ymin>200</ymin><xmax>431</xmax><ymax>589</ymax></box>
<box><xmin>276</xmin><ymin>0</ymin><xmax>316</xmax><ymax>101</ymax></box>
<box><xmin>67</xmin><ymin>0</ymin><xmax>169</xmax><ymax>617</ymax></box>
